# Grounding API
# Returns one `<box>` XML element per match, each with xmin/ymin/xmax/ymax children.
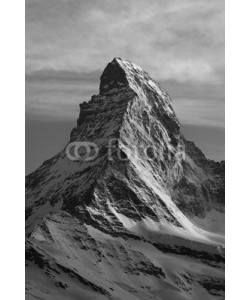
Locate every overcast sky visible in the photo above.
<box><xmin>26</xmin><ymin>0</ymin><xmax>224</xmax><ymax>173</ymax></box>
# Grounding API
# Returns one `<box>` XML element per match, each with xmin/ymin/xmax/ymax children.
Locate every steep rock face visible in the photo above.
<box><xmin>26</xmin><ymin>58</ymin><xmax>225</xmax><ymax>300</ymax></box>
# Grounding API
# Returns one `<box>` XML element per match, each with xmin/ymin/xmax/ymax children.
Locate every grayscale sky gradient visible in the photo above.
<box><xmin>26</xmin><ymin>0</ymin><xmax>225</xmax><ymax>174</ymax></box>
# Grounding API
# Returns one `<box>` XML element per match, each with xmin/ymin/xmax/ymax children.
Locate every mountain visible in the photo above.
<box><xmin>25</xmin><ymin>58</ymin><xmax>225</xmax><ymax>300</ymax></box>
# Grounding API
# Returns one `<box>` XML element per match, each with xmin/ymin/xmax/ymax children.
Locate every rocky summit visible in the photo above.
<box><xmin>25</xmin><ymin>58</ymin><xmax>225</xmax><ymax>300</ymax></box>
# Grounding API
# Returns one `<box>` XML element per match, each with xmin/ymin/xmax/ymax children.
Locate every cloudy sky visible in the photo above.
<box><xmin>26</xmin><ymin>0</ymin><xmax>225</xmax><ymax>173</ymax></box>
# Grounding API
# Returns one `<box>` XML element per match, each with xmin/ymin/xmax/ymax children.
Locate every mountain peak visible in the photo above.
<box><xmin>99</xmin><ymin>57</ymin><xmax>159</xmax><ymax>96</ymax></box>
<box><xmin>78</xmin><ymin>58</ymin><xmax>179</xmax><ymax>144</ymax></box>
<box><xmin>99</xmin><ymin>57</ymin><xmax>129</xmax><ymax>94</ymax></box>
<box><xmin>26</xmin><ymin>58</ymin><xmax>225</xmax><ymax>300</ymax></box>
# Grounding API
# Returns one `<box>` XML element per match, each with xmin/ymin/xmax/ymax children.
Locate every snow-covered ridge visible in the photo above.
<box><xmin>100</xmin><ymin>57</ymin><xmax>167</xmax><ymax>99</ymax></box>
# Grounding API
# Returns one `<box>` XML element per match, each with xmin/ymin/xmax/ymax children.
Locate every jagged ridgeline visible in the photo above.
<box><xmin>26</xmin><ymin>58</ymin><xmax>225</xmax><ymax>300</ymax></box>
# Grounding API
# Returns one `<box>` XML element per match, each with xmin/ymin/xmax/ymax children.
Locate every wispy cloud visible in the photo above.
<box><xmin>26</xmin><ymin>0</ymin><xmax>224</xmax><ymax>128</ymax></box>
<box><xmin>26</xmin><ymin>0</ymin><xmax>224</xmax><ymax>82</ymax></box>
<box><xmin>26</xmin><ymin>70</ymin><xmax>100</xmax><ymax>120</ymax></box>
